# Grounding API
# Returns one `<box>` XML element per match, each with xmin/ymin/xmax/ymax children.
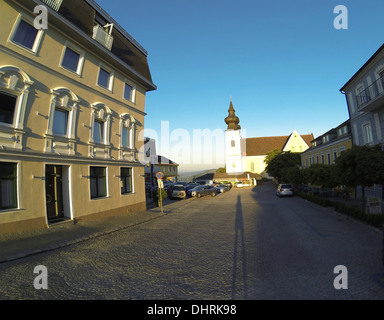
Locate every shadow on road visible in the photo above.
<box><xmin>232</xmin><ymin>194</ymin><xmax>248</xmax><ymax>299</ymax></box>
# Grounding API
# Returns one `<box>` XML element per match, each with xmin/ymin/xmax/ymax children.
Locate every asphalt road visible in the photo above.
<box><xmin>0</xmin><ymin>183</ymin><xmax>383</xmax><ymax>300</ymax></box>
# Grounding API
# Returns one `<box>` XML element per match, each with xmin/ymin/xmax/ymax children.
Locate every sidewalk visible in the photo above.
<box><xmin>0</xmin><ymin>197</ymin><xmax>169</xmax><ymax>263</ymax></box>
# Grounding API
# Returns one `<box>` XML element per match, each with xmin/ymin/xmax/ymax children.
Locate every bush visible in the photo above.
<box><xmin>297</xmin><ymin>192</ymin><xmax>384</xmax><ymax>228</ymax></box>
<box><xmin>152</xmin><ymin>188</ymin><xmax>168</xmax><ymax>206</ymax></box>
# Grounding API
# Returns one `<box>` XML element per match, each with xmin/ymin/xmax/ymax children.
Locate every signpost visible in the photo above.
<box><xmin>156</xmin><ymin>172</ymin><xmax>164</xmax><ymax>214</ymax></box>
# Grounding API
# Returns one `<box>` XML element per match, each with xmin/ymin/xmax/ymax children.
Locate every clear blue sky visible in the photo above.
<box><xmin>97</xmin><ymin>0</ymin><xmax>384</xmax><ymax>170</ymax></box>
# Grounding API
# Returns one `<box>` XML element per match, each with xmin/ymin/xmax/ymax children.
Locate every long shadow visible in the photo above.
<box><xmin>231</xmin><ymin>194</ymin><xmax>248</xmax><ymax>299</ymax></box>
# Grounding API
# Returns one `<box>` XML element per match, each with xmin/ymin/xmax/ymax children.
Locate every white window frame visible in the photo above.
<box><xmin>97</xmin><ymin>64</ymin><xmax>114</xmax><ymax>92</ymax></box>
<box><xmin>0</xmin><ymin>160</ymin><xmax>21</xmax><ymax>211</ymax></box>
<box><xmin>123</xmin><ymin>79</ymin><xmax>136</xmax><ymax>103</ymax></box>
<box><xmin>0</xmin><ymin>65</ymin><xmax>34</xmax><ymax>150</ymax></box>
<box><xmin>374</xmin><ymin>64</ymin><xmax>384</xmax><ymax>93</ymax></box>
<box><xmin>59</xmin><ymin>42</ymin><xmax>85</xmax><ymax>76</ymax></box>
<box><xmin>362</xmin><ymin>121</ymin><xmax>373</xmax><ymax>145</ymax></box>
<box><xmin>88</xmin><ymin>103</ymin><xmax>112</xmax><ymax>158</ymax></box>
<box><xmin>8</xmin><ymin>13</ymin><xmax>44</xmax><ymax>55</ymax></box>
<box><xmin>120</xmin><ymin>167</ymin><xmax>134</xmax><ymax>195</ymax></box>
<box><xmin>118</xmin><ymin>113</ymin><xmax>136</xmax><ymax>161</ymax></box>
<box><xmin>333</xmin><ymin>148</ymin><xmax>338</xmax><ymax>162</ymax></box>
<box><xmin>89</xmin><ymin>166</ymin><xmax>108</xmax><ymax>199</ymax></box>
<box><xmin>45</xmin><ymin>87</ymin><xmax>79</xmax><ymax>155</ymax></box>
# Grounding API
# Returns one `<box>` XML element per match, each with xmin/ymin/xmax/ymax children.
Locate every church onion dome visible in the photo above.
<box><xmin>225</xmin><ymin>101</ymin><xmax>241</xmax><ymax>130</ymax></box>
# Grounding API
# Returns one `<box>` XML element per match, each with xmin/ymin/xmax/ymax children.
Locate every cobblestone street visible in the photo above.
<box><xmin>0</xmin><ymin>183</ymin><xmax>383</xmax><ymax>300</ymax></box>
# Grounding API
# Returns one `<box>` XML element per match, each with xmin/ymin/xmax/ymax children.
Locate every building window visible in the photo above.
<box><xmin>90</xmin><ymin>166</ymin><xmax>106</xmax><ymax>199</ymax></box>
<box><xmin>0</xmin><ymin>162</ymin><xmax>17</xmax><ymax>210</ymax></box>
<box><xmin>52</xmin><ymin>108</ymin><xmax>68</xmax><ymax>135</ymax></box>
<box><xmin>61</xmin><ymin>46</ymin><xmax>84</xmax><ymax>74</ymax></box>
<box><xmin>11</xmin><ymin>19</ymin><xmax>39</xmax><ymax>51</ymax></box>
<box><xmin>93</xmin><ymin>119</ymin><xmax>104</xmax><ymax>143</ymax></box>
<box><xmin>379</xmin><ymin>70</ymin><xmax>384</xmax><ymax>91</ymax></box>
<box><xmin>124</xmin><ymin>82</ymin><xmax>135</xmax><ymax>102</ymax></box>
<box><xmin>121</xmin><ymin>167</ymin><xmax>133</xmax><ymax>194</ymax></box>
<box><xmin>0</xmin><ymin>66</ymin><xmax>34</xmax><ymax>150</ymax></box>
<box><xmin>327</xmin><ymin>151</ymin><xmax>331</xmax><ymax>164</ymax></box>
<box><xmin>122</xmin><ymin>127</ymin><xmax>129</xmax><ymax>148</ymax></box>
<box><xmin>363</xmin><ymin>122</ymin><xmax>373</xmax><ymax>144</ymax></box>
<box><xmin>333</xmin><ymin>148</ymin><xmax>338</xmax><ymax>162</ymax></box>
<box><xmin>118</xmin><ymin>114</ymin><xmax>136</xmax><ymax>160</ymax></box>
<box><xmin>97</xmin><ymin>67</ymin><xmax>113</xmax><ymax>90</ymax></box>
<box><xmin>0</xmin><ymin>92</ymin><xmax>17</xmax><ymax>125</ymax></box>
<box><xmin>89</xmin><ymin>103</ymin><xmax>112</xmax><ymax>158</ymax></box>
<box><xmin>231</xmin><ymin>140</ymin><xmax>235</xmax><ymax>147</ymax></box>
<box><xmin>45</xmin><ymin>88</ymin><xmax>79</xmax><ymax>155</ymax></box>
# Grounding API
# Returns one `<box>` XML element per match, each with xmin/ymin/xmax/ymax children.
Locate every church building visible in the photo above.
<box><xmin>222</xmin><ymin>101</ymin><xmax>314</xmax><ymax>179</ymax></box>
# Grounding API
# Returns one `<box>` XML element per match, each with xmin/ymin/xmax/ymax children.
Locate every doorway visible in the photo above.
<box><xmin>45</xmin><ymin>165</ymin><xmax>65</xmax><ymax>222</ymax></box>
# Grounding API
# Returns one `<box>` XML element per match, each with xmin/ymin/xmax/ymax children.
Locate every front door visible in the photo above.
<box><xmin>45</xmin><ymin>165</ymin><xmax>64</xmax><ymax>222</ymax></box>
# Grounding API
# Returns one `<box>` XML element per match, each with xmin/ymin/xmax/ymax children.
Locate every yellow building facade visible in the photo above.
<box><xmin>0</xmin><ymin>0</ymin><xmax>156</xmax><ymax>234</ymax></box>
<box><xmin>300</xmin><ymin>121</ymin><xmax>352</xmax><ymax>168</ymax></box>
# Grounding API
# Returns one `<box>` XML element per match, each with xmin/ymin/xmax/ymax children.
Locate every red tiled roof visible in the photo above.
<box><xmin>244</xmin><ymin>134</ymin><xmax>314</xmax><ymax>156</ymax></box>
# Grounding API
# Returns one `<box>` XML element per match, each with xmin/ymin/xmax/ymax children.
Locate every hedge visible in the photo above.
<box><xmin>296</xmin><ymin>191</ymin><xmax>384</xmax><ymax>228</ymax></box>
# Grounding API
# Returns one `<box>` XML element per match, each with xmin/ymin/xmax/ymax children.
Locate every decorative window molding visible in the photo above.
<box><xmin>8</xmin><ymin>14</ymin><xmax>44</xmax><ymax>55</ymax></box>
<box><xmin>44</xmin><ymin>87</ymin><xmax>79</xmax><ymax>155</ymax></box>
<box><xmin>118</xmin><ymin>113</ymin><xmax>136</xmax><ymax>161</ymax></box>
<box><xmin>88</xmin><ymin>103</ymin><xmax>112</xmax><ymax>158</ymax></box>
<box><xmin>0</xmin><ymin>65</ymin><xmax>34</xmax><ymax>151</ymax></box>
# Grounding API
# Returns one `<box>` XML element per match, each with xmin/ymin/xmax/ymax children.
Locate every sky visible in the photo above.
<box><xmin>96</xmin><ymin>0</ymin><xmax>384</xmax><ymax>171</ymax></box>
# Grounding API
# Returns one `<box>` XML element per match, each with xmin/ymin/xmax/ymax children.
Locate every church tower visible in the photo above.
<box><xmin>224</xmin><ymin>100</ymin><xmax>243</xmax><ymax>173</ymax></box>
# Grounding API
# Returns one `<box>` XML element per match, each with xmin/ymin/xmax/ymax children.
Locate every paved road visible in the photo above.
<box><xmin>0</xmin><ymin>183</ymin><xmax>383</xmax><ymax>300</ymax></box>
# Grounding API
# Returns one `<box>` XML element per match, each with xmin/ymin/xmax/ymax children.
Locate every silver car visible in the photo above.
<box><xmin>276</xmin><ymin>184</ymin><xmax>293</xmax><ymax>197</ymax></box>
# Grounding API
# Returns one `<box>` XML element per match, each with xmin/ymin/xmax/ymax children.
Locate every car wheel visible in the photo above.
<box><xmin>197</xmin><ymin>193</ymin><xmax>201</xmax><ymax>198</ymax></box>
<box><xmin>212</xmin><ymin>192</ymin><xmax>215</xmax><ymax>197</ymax></box>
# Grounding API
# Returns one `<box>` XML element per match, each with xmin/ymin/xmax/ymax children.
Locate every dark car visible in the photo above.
<box><xmin>190</xmin><ymin>185</ymin><xmax>217</xmax><ymax>198</ymax></box>
<box><xmin>185</xmin><ymin>183</ymin><xmax>200</xmax><ymax>196</ymax></box>
<box><xmin>215</xmin><ymin>184</ymin><xmax>229</xmax><ymax>193</ymax></box>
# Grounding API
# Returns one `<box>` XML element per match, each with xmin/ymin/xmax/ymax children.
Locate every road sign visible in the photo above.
<box><xmin>156</xmin><ymin>172</ymin><xmax>163</xmax><ymax>180</ymax></box>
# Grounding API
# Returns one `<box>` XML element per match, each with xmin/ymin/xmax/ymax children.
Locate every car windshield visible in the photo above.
<box><xmin>173</xmin><ymin>186</ymin><xmax>184</xmax><ymax>191</ymax></box>
<box><xmin>281</xmin><ymin>184</ymin><xmax>292</xmax><ymax>188</ymax></box>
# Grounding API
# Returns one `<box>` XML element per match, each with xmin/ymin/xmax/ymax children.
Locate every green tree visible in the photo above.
<box><xmin>216</xmin><ymin>167</ymin><xmax>226</xmax><ymax>173</ymax></box>
<box><xmin>335</xmin><ymin>144</ymin><xmax>384</xmax><ymax>205</ymax></box>
<box><xmin>265</xmin><ymin>151</ymin><xmax>301</xmax><ymax>183</ymax></box>
<box><xmin>303</xmin><ymin>164</ymin><xmax>339</xmax><ymax>189</ymax></box>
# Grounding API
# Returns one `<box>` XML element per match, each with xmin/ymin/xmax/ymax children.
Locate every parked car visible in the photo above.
<box><xmin>185</xmin><ymin>183</ymin><xmax>200</xmax><ymax>196</ymax></box>
<box><xmin>234</xmin><ymin>182</ymin><xmax>243</xmax><ymax>188</ymax></box>
<box><xmin>215</xmin><ymin>184</ymin><xmax>229</xmax><ymax>193</ymax></box>
<box><xmin>169</xmin><ymin>184</ymin><xmax>186</xmax><ymax>199</ymax></box>
<box><xmin>190</xmin><ymin>185</ymin><xmax>217</xmax><ymax>198</ymax></box>
<box><xmin>276</xmin><ymin>183</ymin><xmax>293</xmax><ymax>197</ymax></box>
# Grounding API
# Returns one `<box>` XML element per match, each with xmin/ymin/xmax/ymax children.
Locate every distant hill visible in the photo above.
<box><xmin>178</xmin><ymin>169</ymin><xmax>217</xmax><ymax>182</ymax></box>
